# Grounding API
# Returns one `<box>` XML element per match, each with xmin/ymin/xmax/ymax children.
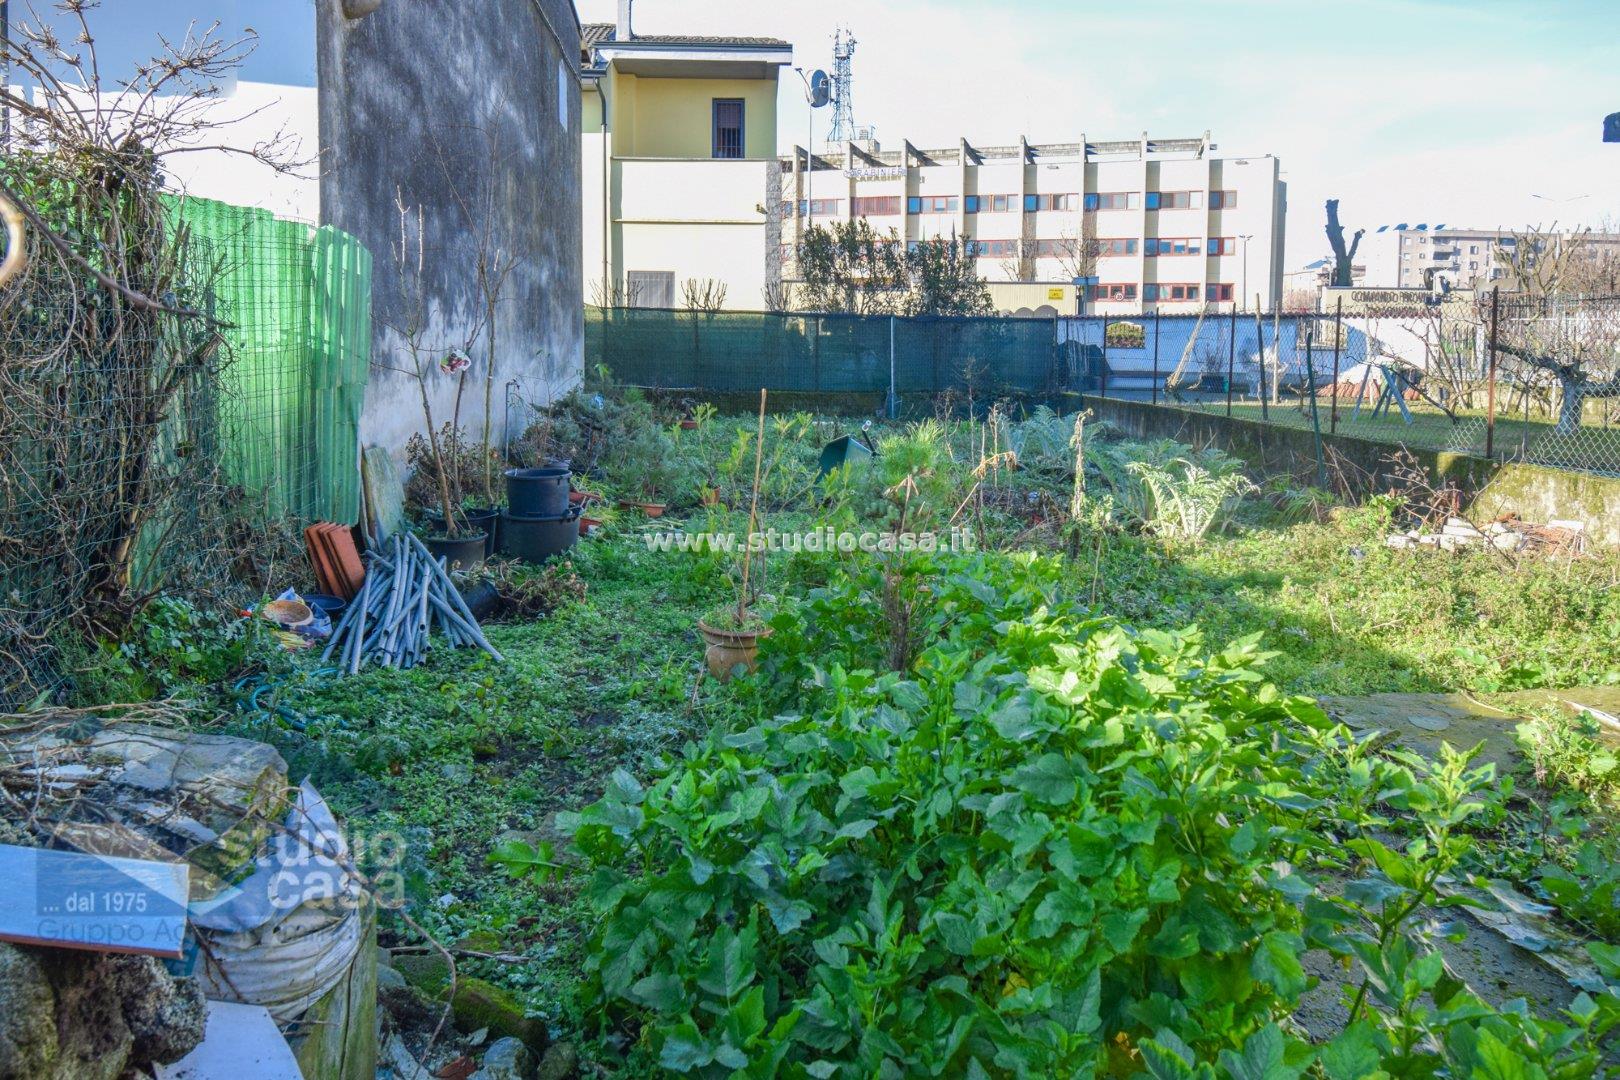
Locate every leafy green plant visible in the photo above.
<box><xmin>1125</xmin><ymin>457</ymin><xmax>1258</xmax><ymax>543</ymax></box>
<box><xmin>563</xmin><ymin>554</ymin><xmax>1355</xmax><ymax>1074</ymax></box>
<box><xmin>67</xmin><ymin>596</ymin><xmax>276</xmax><ymax>704</ymax></box>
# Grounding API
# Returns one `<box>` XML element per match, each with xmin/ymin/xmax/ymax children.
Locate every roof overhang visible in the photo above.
<box><xmin>598</xmin><ymin>42</ymin><xmax>792</xmax><ymax>80</ymax></box>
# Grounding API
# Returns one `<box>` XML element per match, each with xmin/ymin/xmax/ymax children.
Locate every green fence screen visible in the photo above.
<box><xmin>586</xmin><ymin>308</ymin><xmax>1058</xmax><ymax>397</ymax></box>
<box><xmin>174</xmin><ymin>197</ymin><xmax>372</xmax><ymax>523</ymax></box>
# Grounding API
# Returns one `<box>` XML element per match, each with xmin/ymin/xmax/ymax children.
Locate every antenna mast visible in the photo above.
<box><xmin>828</xmin><ymin>27</ymin><xmax>856</xmax><ymax>144</ymax></box>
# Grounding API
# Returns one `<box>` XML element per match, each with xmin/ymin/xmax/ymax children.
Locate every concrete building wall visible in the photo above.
<box><xmin>618</xmin><ymin>75</ymin><xmax>778</xmax><ymax>159</ymax></box>
<box><xmin>780</xmin><ymin>135</ymin><xmax>1286</xmax><ymax>317</ymax></box>
<box><xmin>317</xmin><ymin>0</ymin><xmax>584</xmax><ymax>457</ymax></box>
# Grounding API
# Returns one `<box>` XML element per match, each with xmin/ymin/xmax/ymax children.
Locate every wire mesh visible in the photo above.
<box><xmin>1074</xmin><ymin>297</ymin><xmax>1620</xmax><ymax>479</ymax></box>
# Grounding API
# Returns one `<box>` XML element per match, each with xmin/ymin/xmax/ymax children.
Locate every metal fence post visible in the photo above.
<box><xmin>1225</xmin><ymin>304</ymin><xmax>1236</xmax><ymax>417</ymax></box>
<box><xmin>1099</xmin><ymin>316</ymin><xmax>1109</xmax><ymax>399</ymax></box>
<box><xmin>1151</xmin><ymin>310</ymin><xmax>1160</xmax><ymax>405</ymax></box>
<box><xmin>1486</xmin><ymin>289</ymin><xmax>1499</xmax><ymax>459</ymax></box>
<box><xmin>1254</xmin><ymin>305</ymin><xmax>1268</xmax><ymax>422</ymax></box>
<box><xmin>1329</xmin><ymin>298</ymin><xmax>1344</xmax><ymax>435</ymax></box>
<box><xmin>888</xmin><ymin>314</ymin><xmax>897</xmax><ymax>419</ymax></box>
<box><xmin>1304</xmin><ymin>326</ymin><xmax>1326</xmax><ymax>488</ymax></box>
<box><xmin>812</xmin><ymin>314</ymin><xmax>822</xmax><ymax>393</ymax></box>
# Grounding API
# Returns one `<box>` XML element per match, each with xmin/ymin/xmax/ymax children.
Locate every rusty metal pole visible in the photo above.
<box><xmin>1329</xmin><ymin>297</ymin><xmax>1344</xmax><ymax>435</ymax></box>
<box><xmin>1486</xmin><ymin>288</ymin><xmax>1499</xmax><ymax>459</ymax></box>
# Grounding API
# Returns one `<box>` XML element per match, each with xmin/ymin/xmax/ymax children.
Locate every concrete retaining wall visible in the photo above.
<box><xmin>1086</xmin><ymin>397</ymin><xmax>1620</xmax><ymax>545</ymax></box>
<box><xmin>317</xmin><ymin>0</ymin><xmax>584</xmax><ymax>458</ymax></box>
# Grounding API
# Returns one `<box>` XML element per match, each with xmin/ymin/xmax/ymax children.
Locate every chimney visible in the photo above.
<box><xmin>616</xmin><ymin>0</ymin><xmax>634</xmax><ymax>39</ymax></box>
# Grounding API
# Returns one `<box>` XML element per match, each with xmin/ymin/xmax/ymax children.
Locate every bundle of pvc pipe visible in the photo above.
<box><xmin>317</xmin><ymin>533</ymin><xmax>502</xmax><ymax>673</ymax></box>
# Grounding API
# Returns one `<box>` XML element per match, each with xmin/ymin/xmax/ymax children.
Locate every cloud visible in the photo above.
<box><xmin>581</xmin><ymin>0</ymin><xmax>1620</xmax><ymax>268</ymax></box>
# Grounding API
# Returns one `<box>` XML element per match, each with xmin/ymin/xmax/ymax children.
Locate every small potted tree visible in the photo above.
<box><xmin>697</xmin><ymin>390</ymin><xmax>772</xmax><ymax>681</ymax></box>
<box><xmin>612</xmin><ymin>424</ymin><xmax>678</xmax><ymax>516</ymax></box>
<box><xmin>414</xmin><ymin>349</ymin><xmax>489</xmax><ymax>570</ymax></box>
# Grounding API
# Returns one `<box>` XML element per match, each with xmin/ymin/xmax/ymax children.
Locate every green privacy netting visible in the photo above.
<box><xmin>586</xmin><ymin>308</ymin><xmax>1060</xmax><ymax>397</ymax></box>
<box><xmin>169</xmin><ymin>196</ymin><xmax>372</xmax><ymax>524</ymax></box>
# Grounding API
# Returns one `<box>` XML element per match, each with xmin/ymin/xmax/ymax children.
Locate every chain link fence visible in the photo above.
<box><xmin>1076</xmin><ymin>295</ymin><xmax>1620</xmax><ymax>478</ymax></box>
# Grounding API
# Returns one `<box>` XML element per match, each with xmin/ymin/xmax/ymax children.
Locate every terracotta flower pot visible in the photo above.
<box><xmin>697</xmin><ymin>620</ymin><xmax>771</xmax><ymax>682</ymax></box>
<box><xmin>568</xmin><ymin>489</ymin><xmax>604</xmax><ymax>506</ymax></box>
<box><xmin>680</xmin><ymin>418</ymin><xmax>699</xmax><ymax>430</ymax></box>
<box><xmin>617</xmin><ymin>499</ymin><xmax>666</xmax><ymax>517</ymax></box>
<box><xmin>579</xmin><ymin>515</ymin><xmax>602</xmax><ymax>537</ymax></box>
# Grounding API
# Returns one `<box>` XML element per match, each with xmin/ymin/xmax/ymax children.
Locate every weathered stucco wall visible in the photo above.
<box><xmin>317</xmin><ymin>0</ymin><xmax>584</xmax><ymax>458</ymax></box>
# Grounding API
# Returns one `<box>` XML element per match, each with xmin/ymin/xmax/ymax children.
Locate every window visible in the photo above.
<box><xmin>852</xmin><ymin>196</ymin><xmax>902</xmax><ymax>216</ymax></box>
<box><xmin>1087</xmin><ymin>192</ymin><xmax>1139</xmax><ymax>211</ymax></box>
<box><xmin>964</xmin><ymin>196</ymin><xmax>980</xmax><ymax>213</ymax></box>
<box><xmin>978</xmin><ymin>194</ymin><xmax>1019</xmax><ymax>213</ymax></box>
<box><xmin>1145</xmin><ymin>237</ymin><xmax>1201</xmax><ymax>256</ymax></box>
<box><xmin>972</xmin><ymin>239</ymin><xmax>1019</xmax><ymax>259</ymax></box>
<box><xmin>787</xmin><ymin>198</ymin><xmax>842</xmax><ymax>216</ymax></box>
<box><xmin>1091</xmin><ymin>283</ymin><xmax>1137</xmax><ymax>301</ymax></box>
<box><xmin>1145</xmin><ymin>283</ymin><xmax>1200</xmax><ymax>301</ymax></box>
<box><xmin>1025</xmin><ymin>193</ymin><xmax>1078</xmax><ymax>212</ymax></box>
<box><xmin>1209</xmin><ymin>190</ymin><xmax>1238</xmax><ymax>209</ymax></box>
<box><xmin>1206</xmin><ymin>237</ymin><xmax>1238</xmax><ymax>255</ymax></box>
<box><xmin>1030</xmin><ymin>239</ymin><xmax>1078</xmax><ymax>258</ymax></box>
<box><xmin>908</xmin><ymin>195</ymin><xmax>958</xmax><ymax>214</ymax></box>
<box><xmin>711</xmin><ymin>99</ymin><xmax>744</xmax><ymax>159</ymax></box>
<box><xmin>1206</xmin><ymin>283</ymin><xmax>1234</xmax><ymax>302</ymax></box>
<box><xmin>1147</xmin><ymin>191</ymin><xmax>1200</xmax><ymax>210</ymax></box>
<box><xmin>626</xmin><ymin>271</ymin><xmax>675</xmax><ymax>308</ymax></box>
<box><xmin>1097</xmin><ymin>238</ymin><xmax>1138</xmax><ymax>256</ymax></box>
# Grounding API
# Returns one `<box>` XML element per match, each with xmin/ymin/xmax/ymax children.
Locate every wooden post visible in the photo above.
<box><xmin>738</xmin><ymin>388</ymin><xmax>767</xmax><ymax>623</ymax></box>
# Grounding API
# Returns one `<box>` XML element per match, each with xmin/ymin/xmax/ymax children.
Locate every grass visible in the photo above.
<box><xmin>1166</xmin><ymin>397</ymin><xmax>1620</xmax><ymax>471</ymax></box>
<box><xmin>114</xmin><ymin>405</ymin><xmax>1620</xmax><ymax>1066</ymax></box>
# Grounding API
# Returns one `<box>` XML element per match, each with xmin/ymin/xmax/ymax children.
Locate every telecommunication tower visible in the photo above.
<box><xmin>828</xmin><ymin>27</ymin><xmax>856</xmax><ymax>144</ymax></box>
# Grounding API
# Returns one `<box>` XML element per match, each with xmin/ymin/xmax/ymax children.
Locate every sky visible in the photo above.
<box><xmin>16</xmin><ymin>0</ymin><xmax>1618</xmax><ymax>271</ymax></box>
<box><xmin>577</xmin><ymin>0</ymin><xmax>1620</xmax><ymax>270</ymax></box>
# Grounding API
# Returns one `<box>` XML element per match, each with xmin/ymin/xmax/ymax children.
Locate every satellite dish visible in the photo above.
<box><xmin>808</xmin><ymin>69</ymin><xmax>832</xmax><ymax>109</ymax></box>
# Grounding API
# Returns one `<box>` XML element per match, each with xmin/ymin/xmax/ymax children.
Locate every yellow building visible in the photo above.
<box><xmin>581</xmin><ymin>3</ymin><xmax>791</xmax><ymax>309</ymax></box>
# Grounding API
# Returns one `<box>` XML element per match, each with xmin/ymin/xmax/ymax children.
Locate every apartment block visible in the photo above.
<box><xmin>780</xmin><ymin>133</ymin><xmax>1287</xmax><ymax>315</ymax></box>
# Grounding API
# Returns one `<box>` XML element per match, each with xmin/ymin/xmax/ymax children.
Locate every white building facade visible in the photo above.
<box><xmin>781</xmin><ymin>132</ymin><xmax>1286</xmax><ymax>316</ymax></box>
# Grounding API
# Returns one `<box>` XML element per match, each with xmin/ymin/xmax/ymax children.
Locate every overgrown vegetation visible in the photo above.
<box><xmin>36</xmin><ymin>393</ymin><xmax>1620</xmax><ymax>1075</ymax></box>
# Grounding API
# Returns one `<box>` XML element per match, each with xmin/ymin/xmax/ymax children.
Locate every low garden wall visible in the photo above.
<box><xmin>1085</xmin><ymin>397</ymin><xmax>1620</xmax><ymax>546</ymax></box>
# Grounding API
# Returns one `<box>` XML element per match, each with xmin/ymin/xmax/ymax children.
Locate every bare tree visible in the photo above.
<box><xmin>1491</xmin><ymin>227</ymin><xmax>1620</xmax><ymax>433</ymax></box>
<box><xmin>0</xmin><ymin>3</ymin><xmax>305</xmax><ymax>700</ymax></box>
<box><xmin>431</xmin><ymin>125</ymin><xmax>520</xmax><ymax>506</ymax></box>
<box><xmin>681</xmin><ymin>277</ymin><xmax>729</xmax><ymax>313</ymax></box>
<box><xmin>1325</xmin><ymin>199</ymin><xmax>1363</xmax><ymax>288</ymax></box>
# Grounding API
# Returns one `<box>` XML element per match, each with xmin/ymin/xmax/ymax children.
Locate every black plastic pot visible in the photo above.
<box><xmin>305</xmin><ymin>593</ymin><xmax>347</xmax><ymax>619</ymax></box>
<box><xmin>422</xmin><ymin>531</ymin><xmax>488</xmax><ymax>572</ymax></box>
<box><xmin>498</xmin><ymin>509</ymin><xmax>580</xmax><ymax>563</ymax></box>
<box><xmin>505</xmin><ymin>467</ymin><xmax>571</xmax><ymax>518</ymax></box>
<box><xmin>465</xmin><ymin>507</ymin><xmax>500</xmax><ymax>559</ymax></box>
